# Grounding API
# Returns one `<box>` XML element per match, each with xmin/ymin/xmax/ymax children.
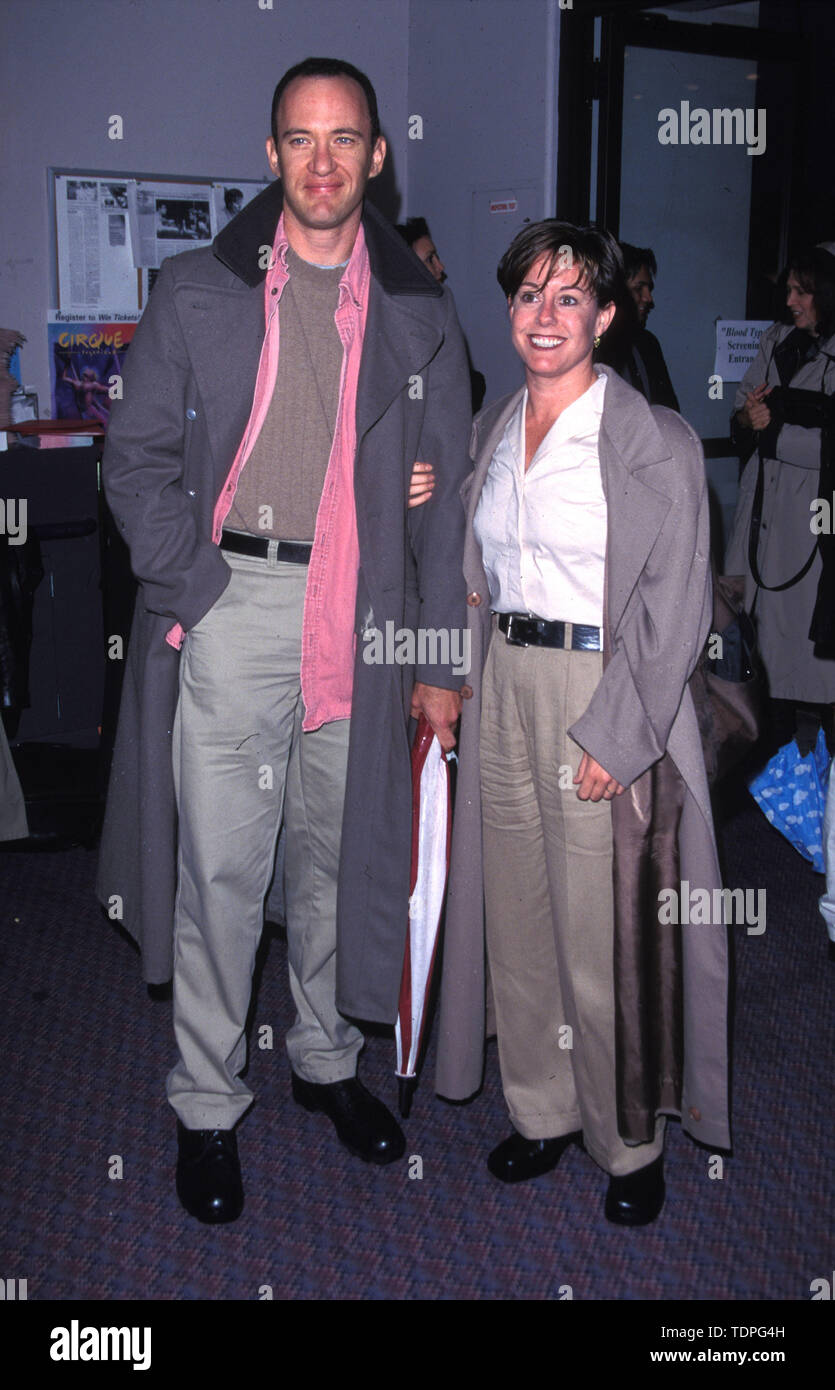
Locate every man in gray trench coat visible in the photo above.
<box><xmin>97</xmin><ymin>57</ymin><xmax>471</xmax><ymax>1222</ymax></box>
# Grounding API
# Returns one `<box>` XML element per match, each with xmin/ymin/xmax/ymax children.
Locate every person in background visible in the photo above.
<box><xmin>396</xmin><ymin>215</ymin><xmax>446</xmax><ymax>282</ymax></box>
<box><xmin>597</xmin><ymin>241</ymin><xmax>679</xmax><ymax>411</ymax></box>
<box><xmin>0</xmin><ymin>518</ymin><xmax>33</xmax><ymax>840</ymax></box>
<box><xmin>396</xmin><ymin>216</ymin><xmax>486</xmax><ymax>412</ymax></box>
<box><xmin>725</xmin><ymin>242</ymin><xmax>835</xmax><ymax>757</ymax></box>
<box><xmin>220</xmin><ymin>187</ymin><xmax>244</xmax><ymax>228</ymax></box>
<box><xmin>435</xmin><ymin>220</ymin><xmax>730</xmax><ymax>1225</ymax></box>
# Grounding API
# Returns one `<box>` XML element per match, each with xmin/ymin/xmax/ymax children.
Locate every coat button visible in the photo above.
<box><xmin>467</xmin><ymin>591</ymin><xmax>482</xmax><ymax>607</ymax></box>
<box><xmin>689</xmin><ymin>1107</ymin><xmax>702</xmax><ymax>1122</ymax></box>
<box><xmin>186</xmin><ymin>408</ymin><xmax>197</xmax><ymax>420</ymax></box>
<box><xmin>187</xmin><ymin>489</ymin><xmax>196</xmax><ymax>498</ymax></box>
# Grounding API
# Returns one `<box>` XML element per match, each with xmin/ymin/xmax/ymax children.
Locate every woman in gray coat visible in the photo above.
<box><xmin>434</xmin><ymin>221</ymin><xmax>730</xmax><ymax>1225</ymax></box>
<box><xmin>725</xmin><ymin>243</ymin><xmax>835</xmax><ymax>747</ymax></box>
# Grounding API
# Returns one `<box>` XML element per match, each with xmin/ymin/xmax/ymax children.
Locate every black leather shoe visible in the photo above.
<box><xmin>291</xmin><ymin>1072</ymin><xmax>406</xmax><ymax>1166</ymax></box>
<box><xmin>487</xmin><ymin>1127</ymin><xmax>581</xmax><ymax>1183</ymax></box>
<box><xmin>605</xmin><ymin>1155</ymin><xmax>665</xmax><ymax>1226</ymax></box>
<box><xmin>176</xmin><ymin>1122</ymin><xmax>244</xmax><ymax>1224</ymax></box>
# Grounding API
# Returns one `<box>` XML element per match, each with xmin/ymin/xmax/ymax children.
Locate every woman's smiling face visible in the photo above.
<box><xmin>508</xmin><ymin>254</ymin><xmax>614</xmax><ymax>384</ymax></box>
<box><xmin>786</xmin><ymin>272</ymin><xmax>818</xmax><ymax>334</ymax></box>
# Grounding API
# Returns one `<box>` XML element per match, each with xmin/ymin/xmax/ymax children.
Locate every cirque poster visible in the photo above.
<box><xmin>48</xmin><ymin>318</ymin><xmax>137</xmax><ymax>424</ymax></box>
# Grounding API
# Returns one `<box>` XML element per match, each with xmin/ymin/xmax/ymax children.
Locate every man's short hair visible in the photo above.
<box><xmin>619</xmin><ymin>242</ymin><xmax>658</xmax><ymax>282</ymax></box>
<box><xmin>497</xmin><ymin>220</ymin><xmax>624</xmax><ymax>308</ymax></box>
<box><xmin>395</xmin><ymin>217</ymin><xmax>431</xmax><ymax>248</ymax></box>
<box><xmin>271</xmin><ymin>57</ymin><xmax>381</xmax><ymax>147</ymax></box>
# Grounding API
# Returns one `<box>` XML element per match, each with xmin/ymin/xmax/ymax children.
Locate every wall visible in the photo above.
<box><xmin>0</xmin><ymin>0</ymin><xmax>411</xmax><ymax>410</ymax></box>
<box><xmin>407</xmin><ymin>0</ymin><xmax>560</xmax><ymax>402</ymax></box>
<box><xmin>2</xmin><ymin>0</ymin><xmax>562</xmax><ymax>412</ymax></box>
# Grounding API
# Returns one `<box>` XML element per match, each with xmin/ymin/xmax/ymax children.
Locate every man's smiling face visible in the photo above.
<box><xmin>266</xmin><ymin>74</ymin><xmax>385</xmax><ymax>243</ymax></box>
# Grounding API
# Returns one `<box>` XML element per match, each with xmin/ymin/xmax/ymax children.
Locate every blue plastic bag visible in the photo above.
<box><xmin>749</xmin><ymin>728</ymin><xmax>831</xmax><ymax>873</ymax></box>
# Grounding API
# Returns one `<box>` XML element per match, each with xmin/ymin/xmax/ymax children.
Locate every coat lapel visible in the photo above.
<box><xmin>171</xmin><ymin>179</ymin><xmax>278</xmax><ymax>476</ymax></box>
<box><xmin>596</xmin><ymin>367</ymin><xmax>675</xmax><ymax>637</ymax></box>
<box><xmin>355</xmin><ymin>202</ymin><xmax>446</xmax><ymax>441</ymax></box>
<box><xmin>176</xmin><ymin>280</ymin><xmax>265</xmax><ymax>483</ymax></box>
<box><xmin>355</xmin><ymin>282</ymin><xmax>444</xmax><ymax>442</ymax></box>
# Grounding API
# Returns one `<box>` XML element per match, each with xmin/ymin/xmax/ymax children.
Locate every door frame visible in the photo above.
<box><xmin>557</xmin><ymin>1</ymin><xmax>802</xmax><ymax>314</ymax></box>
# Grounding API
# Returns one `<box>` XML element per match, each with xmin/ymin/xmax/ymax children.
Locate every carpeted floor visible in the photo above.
<box><xmin>0</xmin><ymin>789</ymin><xmax>832</xmax><ymax>1301</ymax></box>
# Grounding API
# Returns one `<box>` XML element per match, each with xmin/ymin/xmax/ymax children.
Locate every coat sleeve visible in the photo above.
<box><xmin>729</xmin><ymin>322</ymin><xmax>782</xmax><ymax>468</ymax></box>
<box><xmin>101</xmin><ymin>256</ymin><xmax>230</xmax><ymax>632</ymax></box>
<box><xmin>406</xmin><ymin>288</ymin><xmax>473</xmax><ymax>689</ymax></box>
<box><xmin>732</xmin><ymin>323</ymin><xmax>823</xmax><ymax>470</ymax></box>
<box><xmin>569</xmin><ymin>411</ymin><xmax>713</xmax><ymax>788</ymax></box>
<box><xmin>732</xmin><ymin>321</ymin><xmax>780</xmax><ymax>414</ymax></box>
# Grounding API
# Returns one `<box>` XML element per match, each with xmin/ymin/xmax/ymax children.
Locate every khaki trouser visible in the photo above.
<box><xmin>166</xmin><ymin>549</ymin><xmax>363</xmax><ymax>1130</ymax></box>
<box><xmin>480</xmin><ymin>626</ymin><xmax>664</xmax><ymax>1177</ymax></box>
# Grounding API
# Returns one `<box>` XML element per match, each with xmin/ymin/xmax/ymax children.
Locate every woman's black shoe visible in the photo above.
<box><xmin>487</xmin><ymin>1127</ymin><xmax>581</xmax><ymax>1183</ymax></box>
<box><xmin>604</xmin><ymin>1155</ymin><xmax>665</xmax><ymax>1225</ymax></box>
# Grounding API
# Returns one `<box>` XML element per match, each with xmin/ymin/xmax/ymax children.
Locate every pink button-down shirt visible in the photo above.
<box><xmin>167</xmin><ymin>212</ymin><xmax>371</xmax><ymax>731</ymax></box>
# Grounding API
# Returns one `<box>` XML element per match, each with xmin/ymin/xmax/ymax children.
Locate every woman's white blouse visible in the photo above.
<box><xmin>473</xmin><ymin>370</ymin><xmax>608</xmax><ymax>626</ymax></box>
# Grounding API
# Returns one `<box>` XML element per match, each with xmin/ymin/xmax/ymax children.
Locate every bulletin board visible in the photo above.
<box><xmin>47</xmin><ymin>168</ymin><xmax>267</xmax><ymax>421</ymax></box>
<box><xmin>51</xmin><ymin>168</ymin><xmax>267</xmax><ymax>315</ymax></box>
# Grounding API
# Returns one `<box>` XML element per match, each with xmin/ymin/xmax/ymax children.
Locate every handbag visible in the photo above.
<box><xmin>689</xmin><ymin>572</ymin><xmax>763</xmax><ymax>785</ymax></box>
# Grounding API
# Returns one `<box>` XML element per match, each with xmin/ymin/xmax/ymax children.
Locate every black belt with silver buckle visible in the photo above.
<box><xmin>219</xmin><ymin>531</ymin><xmax>313</xmax><ymax>564</ymax></box>
<box><xmin>497</xmin><ymin>612</ymin><xmax>602</xmax><ymax>651</ymax></box>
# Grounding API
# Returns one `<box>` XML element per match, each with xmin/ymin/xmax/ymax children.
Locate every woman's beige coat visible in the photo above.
<box><xmin>435</xmin><ymin>367</ymin><xmax>731</xmax><ymax>1152</ymax></box>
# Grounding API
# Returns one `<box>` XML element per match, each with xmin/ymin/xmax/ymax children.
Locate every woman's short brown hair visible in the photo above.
<box><xmin>497</xmin><ymin>220</ymin><xmax>624</xmax><ymax>308</ymax></box>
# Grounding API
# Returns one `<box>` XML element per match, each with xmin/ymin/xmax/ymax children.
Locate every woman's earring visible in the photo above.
<box><xmin>593</xmin><ymin>335</ymin><xmax>601</xmax><ymax>348</ymax></box>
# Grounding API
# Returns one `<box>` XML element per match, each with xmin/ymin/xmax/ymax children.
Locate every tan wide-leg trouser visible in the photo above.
<box><xmin>166</xmin><ymin>549</ymin><xmax>363</xmax><ymax>1131</ymax></box>
<box><xmin>480</xmin><ymin>627</ymin><xmax>664</xmax><ymax>1177</ymax></box>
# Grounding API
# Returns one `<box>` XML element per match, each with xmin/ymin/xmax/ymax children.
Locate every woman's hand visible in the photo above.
<box><xmin>408</xmin><ymin>460</ymin><xmax>436</xmax><ymax>508</ymax></box>
<box><xmin>574</xmin><ymin>752</ymin><xmax>625</xmax><ymax>802</ymax></box>
<box><xmin>737</xmin><ymin>382</ymin><xmax>773</xmax><ymax>432</ymax></box>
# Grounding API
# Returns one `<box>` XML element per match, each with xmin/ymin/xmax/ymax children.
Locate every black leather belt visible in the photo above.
<box><xmin>497</xmin><ymin>612</ymin><xmax>602</xmax><ymax>651</ymax></box>
<box><xmin>219</xmin><ymin>531</ymin><xmax>312</xmax><ymax>564</ymax></box>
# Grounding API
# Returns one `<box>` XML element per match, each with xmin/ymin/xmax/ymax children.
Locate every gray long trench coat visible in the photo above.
<box><xmin>435</xmin><ymin>368</ymin><xmax>731</xmax><ymax>1152</ymax></box>
<box><xmin>95</xmin><ymin>181</ymin><xmax>473</xmax><ymax>1024</ymax></box>
<box><xmin>725</xmin><ymin>322</ymin><xmax>835</xmax><ymax>702</ymax></box>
